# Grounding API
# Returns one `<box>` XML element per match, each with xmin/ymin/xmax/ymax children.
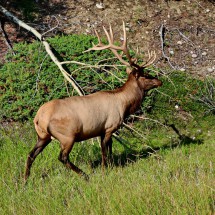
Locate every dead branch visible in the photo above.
<box><xmin>41</xmin><ymin>15</ymin><xmax>59</xmax><ymax>37</ymax></box>
<box><xmin>130</xmin><ymin>115</ymin><xmax>168</xmax><ymax>129</ymax></box>
<box><xmin>159</xmin><ymin>24</ymin><xmax>176</xmax><ymax>70</ymax></box>
<box><xmin>0</xmin><ymin>19</ymin><xmax>15</xmax><ymax>55</ymax></box>
<box><xmin>0</xmin><ymin>5</ymin><xmax>84</xmax><ymax>96</ymax></box>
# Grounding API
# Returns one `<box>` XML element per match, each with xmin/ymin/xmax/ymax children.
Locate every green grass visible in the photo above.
<box><xmin>0</xmin><ymin>120</ymin><xmax>214</xmax><ymax>215</ymax></box>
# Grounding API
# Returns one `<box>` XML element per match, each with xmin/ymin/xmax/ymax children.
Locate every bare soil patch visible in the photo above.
<box><xmin>1</xmin><ymin>0</ymin><xmax>215</xmax><ymax>76</ymax></box>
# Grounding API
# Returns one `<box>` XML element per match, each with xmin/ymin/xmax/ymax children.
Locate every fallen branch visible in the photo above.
<box><xmin>0</xmin><ymin>5</ymin><xmax>84</xmax><ymax>96</ymax></box>
<box><xmin>159</xmin><ymin>24</ymin><xmax>176</xmax><ymax>70</ymax></box>
<box><xmin>123</xmin><ymin>122</ymin><xmax>147</xmax><ymax>140</ymax></box>
<box><xmin>130</xmin><ymin>115</ymin><xmax>168</xmax><ymax>129</ymax></box>
<box><xmin>0</xmin><ymin>19</ymin><xmax>15</xmax><ymax>55</ymax></box>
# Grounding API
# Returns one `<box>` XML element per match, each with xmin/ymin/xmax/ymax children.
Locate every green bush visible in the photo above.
<box><xmin>0</xmin><ymin>34</ymin><xmax>128</xmax><ymax>121</ymax></box>
<box><xmin>153</xmin><ymin>73</ymin><xmax>215</xmax><ymax>118</ymax></box>
<box><xmin>1</xmin><ymin>34</ymin><xmax>214</xmax><ymax>123</ymax></box>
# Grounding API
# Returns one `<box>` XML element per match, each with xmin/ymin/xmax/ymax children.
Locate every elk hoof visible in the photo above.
<box><xmin>82</xmin><ymin>173</ymin><xmax>89</xmax><ymax>181</ymax></box>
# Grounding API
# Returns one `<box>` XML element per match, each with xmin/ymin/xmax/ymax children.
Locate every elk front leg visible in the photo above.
<box><xmin>100</xmin><ymin>133</ymin><xmax>112</xmax><ymax>170</ymax></box>
<box><xmin>58</xmin><ymin>140</ymin><xmax>89</xmax><ymax>181</ymax></box>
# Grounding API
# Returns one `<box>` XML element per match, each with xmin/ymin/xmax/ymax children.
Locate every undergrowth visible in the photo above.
<box><xmin>0</xmin><ymin>120</ymin><xmax>214</xmax><ymax>215</ymax></box>
<box><xmin>0</xmin><ymin>34</ymin><xmax>214</xmax><ymax>122</ymax></box>
<box><xmin>0</xmin><ymin>34</ymin><xmax>125</xmax><ymax>121</ymax></box>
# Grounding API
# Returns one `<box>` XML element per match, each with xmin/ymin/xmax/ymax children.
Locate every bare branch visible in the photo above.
<box><xmin>0</xmin><ymin>19</ymin><xmax>15</xmax><ymax>55</ymax></box>
<box><xmin>130</xmin><ymin>115</ymin><xmax>168</xmax><ymax>129</ymax></box>
<box><xmin>159</xmin><ymin>24</ymin><xmax>176</xmax><ymax>70</ymax></box>
<box><xmin>41</xmin><ymin>15</ymin><xmax>59</xmax><ymax>37</ymax></box>
<box><xmin>122</xmin><ymin>122</ymin><xmax>147</xmax><ymax>140</ymax></box>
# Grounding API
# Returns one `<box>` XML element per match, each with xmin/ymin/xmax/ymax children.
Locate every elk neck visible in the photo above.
<box><xmin>114</xmin><ymin>73</ymin><xmax>144</xmax><ymax>118</ymax></box>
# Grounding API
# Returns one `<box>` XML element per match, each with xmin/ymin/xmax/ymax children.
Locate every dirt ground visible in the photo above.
<box><xmin>0</xmin><ymin>0</ymin><xmax>215</xmax><ymax>77</ymax></box>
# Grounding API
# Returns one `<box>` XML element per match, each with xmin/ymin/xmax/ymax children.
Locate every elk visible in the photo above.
<box><xmin>24</xmin><ymin>22</ymin><xmax>162</xmax><ymax>181</ymax></box>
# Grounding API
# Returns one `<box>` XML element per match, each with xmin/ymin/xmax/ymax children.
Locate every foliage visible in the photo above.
<box><xmin>0</xmin><ymin>34</ymin><xmax>126</xmax><ymax>121</ymax></box>
<box><xmin>151</xmin><ymin>72</ymin><xmax>212</xmax><ymax>120</ymax></box>
<box><xmin>192</xmin><ymin>76</ymin><xmax>215</xmax><ymax>114</ymax></box>
<box><xmin>1</xmin><ymin>34</ymin><xmax>214</xmax><ymax>123</ymax></box>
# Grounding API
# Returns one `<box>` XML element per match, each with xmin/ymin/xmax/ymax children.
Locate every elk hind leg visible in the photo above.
<box><xmin>25</xmin><ymin>136</ymin><xmax>51</xmax><ymax>181</ymax></box>
<box><xmin>107</xmin><ymin>137</ymin><xmax>113</xmax><ymax>164</ymax></box>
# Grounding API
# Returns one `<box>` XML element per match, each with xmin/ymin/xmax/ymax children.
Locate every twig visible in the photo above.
<box><xmin>97</xmin><ymin>56</ymin><xmax>119</xmax><ymax>65</ymax></box>
<box><xmin>155</xmin><ymin>67</ymin><xmax>176</xmax><ymax>90</ymax></box>
<box><xmin>61</xmin><ymin>61</ymin><xmax>125</xmax><ymax>82</ymax></box>
<box><xmin>41</xmin><ymin>15</ymin><xmax>59</xmax><ymax>37</ymax></box>
<box><xmin>89</xmin><ymin>67</ymin><xmax>113</xmax><ymax>88</ymax></box>
<box><xmin>60</xmin><ymin>60</ymin><xmax>91</xmax><ymax>66</ymax></box>
<box><xmin>0</xmin><ymin>19</ymin><xmax>15</xmax><ymax>55</ymax></box>
<box><xmin>122</xmin><ymin>122</ymin><xmax>147</xmax><ymax>140</ymax></box>
<box><xmin>130</xmin><ymin>115</ymin><xmax>168</xmax><ymax>129</ymax></box>
<box><xmin>175</xmin><ymin>28</ymin><xmax>195</xmax><ymax>47</ymax></box>
<box><xmin>159</xmin><ymin>24</ymin><xmax>176</xmax><ymax>70</ymax></box>
<box><xmin>101</xmin><ymin>67</ymin><xmax>124</xmax><ymax>82</ymax></box>
<box><xmin>35</xmin><ymin>53</ymin><xmax>49</xmax><ymax>92</ymax></box>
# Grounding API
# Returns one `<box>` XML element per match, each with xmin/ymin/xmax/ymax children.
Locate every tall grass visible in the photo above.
<box><xmin>0</xmin><ymin>122</ymin><xmax>214</xmax><ymax>215</ymax></box>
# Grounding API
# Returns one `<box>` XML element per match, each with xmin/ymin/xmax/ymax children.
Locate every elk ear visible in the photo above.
<box><xmin>126</xmin><ymin>67</ymin><xmax>132</xmax><ymax>74</ymax></box>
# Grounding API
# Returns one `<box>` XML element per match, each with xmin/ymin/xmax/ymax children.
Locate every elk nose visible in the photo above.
<box><xmin>154</xmin><ymin>79</ymin><xmax>162</xmax><ymax>87</ymax></box>
<box><xmin>158</xmin><ymin>80</ymin><xmax>162</xmax><ymax>86</ymax></box>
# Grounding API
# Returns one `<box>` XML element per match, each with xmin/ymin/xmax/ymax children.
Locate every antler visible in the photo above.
<box><xmin>85</xmin><ymin>21</ymin><xmax>139</xmax><ymax>68</ymax></box>
<box><xmin>140</xmin><ymin>50</ymin><xmax>156</xmax><ymax>68</ymax></box>
<box><xmin>85</xmin><ymin>21</ymin><xmax>156</xmax><ymax>70</ymax></box>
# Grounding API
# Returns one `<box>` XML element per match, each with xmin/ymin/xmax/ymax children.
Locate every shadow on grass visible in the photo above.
<box><xmin>90</xmin><ymin>124</ymin><xmax>204</xmax><ymax>169</ymax></box>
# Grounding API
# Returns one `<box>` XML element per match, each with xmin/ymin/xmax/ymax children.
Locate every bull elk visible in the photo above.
<box><xmin>24</xmin><ymin>22</ymin><xmax>162</xmax><ymax>181</ymax></box>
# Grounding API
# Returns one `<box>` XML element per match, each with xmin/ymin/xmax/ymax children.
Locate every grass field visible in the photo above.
<box><xmin>0</xmin><ymin>120</ymin><xmax>214</xmax><ymax>215</ymax></box>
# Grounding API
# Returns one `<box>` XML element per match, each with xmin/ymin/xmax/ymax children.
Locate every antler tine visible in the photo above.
<box><xmin>83</xmin><ymin>29</ymin><xmax>108</xmax><ymax>52</ymax></box>
<box><xmin>107</xmin><ymin>22</ymin><xmax>130</xmax><ymax>66</ymax></box>
<box><xmin>101</xmin><ymin>22</ymin><xmax>132</xmax><ymax>66</ymax></box>
<box><xmin>95</xmin><ymin>30</ymin><xmax>103</xmax><ymax>46</ymax></box>
<box><xmin>140</xmin><ymin>50</ymin><xmax>156</xmax><ymax>68</ymax></box>
<box><xmin>109</xmin><ymin>24</ymin><xmax>114</xmax><ymax>43</ymax></box>
<box><xmin>103</xmin><ymin>26</ymin><xmax>112</xmax><ymax>45</ymax></box>
<box><xmin>122</xmin><ymin>21</ymin><xmax>127</xmax><ymax>49</ymax></box>
<box><xmin>121</xmin><ymin>21</ymin><xmax>140</xmax><ymax>68</ymax></box>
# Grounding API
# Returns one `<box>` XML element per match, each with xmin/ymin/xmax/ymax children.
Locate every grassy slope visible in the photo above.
<box><xmin>0</xmin><ymin>116</ymin><xmax>214</xmax><ymax>214</ymax></box>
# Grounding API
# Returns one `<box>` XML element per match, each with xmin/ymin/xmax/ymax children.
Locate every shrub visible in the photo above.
<box><xmin>1</xmin><ymin>34</ymin><xmax>213</xmax><ymax>123</ymax></box>
<box><xmin>0</xmin><ymin>34</ymin><xmax>127</xmax><ymax>121</ymax></box>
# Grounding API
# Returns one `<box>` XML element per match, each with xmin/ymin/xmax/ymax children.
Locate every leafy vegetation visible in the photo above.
<box><xmin>0</xmin><ymin>34</ymin><xmax>214</xmax><ymax>214</ymax></box>
<box><xmin>1</xmin><ymin>34</ymin><xmax>214</xmax><ymax>123</ymax></box>
<box><xmin>0</xmin><ymin>35</ymin><xmax>125</xmax><ymax>121</ymax></box>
